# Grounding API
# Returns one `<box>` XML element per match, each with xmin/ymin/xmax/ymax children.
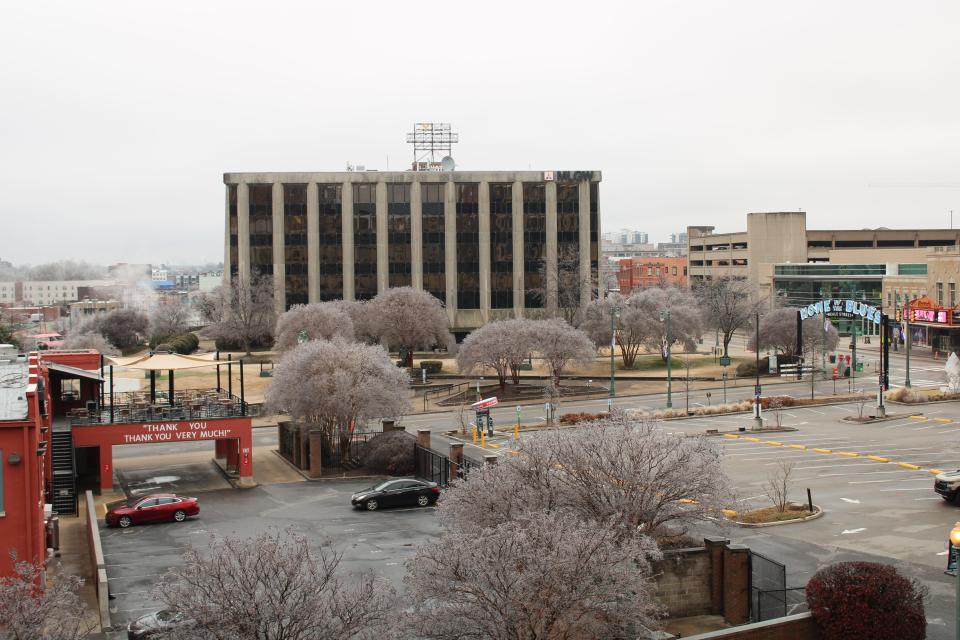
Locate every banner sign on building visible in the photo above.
<box><xmin>799</xmin><ymin>299</ymin><xmax>881</xmax><ymax>324</ymax></box>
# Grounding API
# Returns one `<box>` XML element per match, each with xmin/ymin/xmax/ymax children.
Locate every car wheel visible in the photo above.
<box><xmin>417</xmin><ymin>495</ymin><xmax>430</xmax><ymax>507</ymax></box>
<box><xmin>173</xmin><ymin>510</ymin><xmax>187</xmax><ymax>522</ymax></box>
<box><xmin>952</xmin><ymin>493</ymin><xmax>960</xmax><ymax>507</ymax></box>
<box><xmin>365</xmin><ymin>500</ymin><xmax>379</xmax><ymax>511</ymax></box>
<box><xmin>118</xmin><ymin>516</ymin><xmax>132</xmax><ymax>528</ymax></box>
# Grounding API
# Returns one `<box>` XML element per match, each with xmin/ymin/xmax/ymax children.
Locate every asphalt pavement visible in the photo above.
<box><xmin>100</xmin><ymin>480</ymin><xmax>440</xmax><ymax>637</ymax></box>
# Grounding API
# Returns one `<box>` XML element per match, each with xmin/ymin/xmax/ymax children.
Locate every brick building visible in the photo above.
<box><xmin>617</xmin><ymin>256</ymin><xmax>688</xmax><ymax>294</ymax></box>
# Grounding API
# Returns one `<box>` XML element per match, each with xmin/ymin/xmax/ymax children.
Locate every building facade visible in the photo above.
<box><xmin>687</xmin><ymin>212</ymin><xmax>960</xmax><ymax>299</ymax></box>
<box><xmin>617</xmin><ymin>256</ymin><xmax>687</xmax><ymax>294</ymax></box>
<box><xmin>0</xmin><ymin>280</ymin><xmax>118</xmax><ymax>306</ymax></box>
<box><xmin>223</xmin><ymin>170</ymin><xmax>602</xmax><ymax>334</ymax></box>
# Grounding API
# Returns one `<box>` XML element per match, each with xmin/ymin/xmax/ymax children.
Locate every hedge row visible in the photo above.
<box><xmin>153</xmin><ymin>332</ymin><xmax>199</xmax><ymax>354</ymax></box>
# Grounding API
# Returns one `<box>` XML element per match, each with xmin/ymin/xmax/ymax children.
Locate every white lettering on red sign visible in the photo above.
<box><xmin>121</xmin><ymin>421</ymin><xmax>233</xmax><ymax>444</ymax></box>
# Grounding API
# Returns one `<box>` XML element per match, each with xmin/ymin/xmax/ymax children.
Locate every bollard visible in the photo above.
<box><xmin>480</xmin><ymin>431</ymin><xmax>486</xmax><ymax>448</ymax></box>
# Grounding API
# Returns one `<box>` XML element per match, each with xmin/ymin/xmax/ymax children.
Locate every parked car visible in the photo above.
<box><xmin>935</xmin><ymin>470</ymin><xmax>960</xmax><ymax>504</ymax></box>
<box><xmin>106</xmin><ymin>493</ymin><xmax>199</xmax><ymax>528</ymax></box>
<box><xmin>127</xmin><ymin>609</ymin><xmax>191</xmax><ymax>639</ymax></box>
<box><xmin>351</xmin><ymin>479</ymin><xmax>440</xmax><ymax>511</ymax></box>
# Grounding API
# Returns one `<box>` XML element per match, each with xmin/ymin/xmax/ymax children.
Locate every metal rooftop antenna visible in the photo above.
<box><xmin>406</xmin><ymin>123</ymin><xmax>458</xmax><ymax>171</ymax></box>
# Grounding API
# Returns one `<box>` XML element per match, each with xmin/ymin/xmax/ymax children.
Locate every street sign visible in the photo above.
<box><xmin>722</xmin><ymin>372</ymin><xmax>728</xmax><ymax>380</ymax></box>
<box><xmin>472</xmin><ymin>396</ymin><xmax>499</xmax><ymax>410</ymax></box>
<box><xmin>754</xmin><ymin>385</ymin><xmax>762</xmax><ymax>396</ymax></box>
<box><xmin>719</xmin><ymin>356</ymin><xmax>731</xmax><ymax>367</ymax></box>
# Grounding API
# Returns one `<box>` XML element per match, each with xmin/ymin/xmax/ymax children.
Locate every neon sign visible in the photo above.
<box><xmin>799</xmin><ymin>299</ymin><xmax>881</xmax><ymax>324</ymax></box>
<box><xmin>911</xmin><ymin>308</ymin><xmax>949</xmax><ymax>324</ymax></box>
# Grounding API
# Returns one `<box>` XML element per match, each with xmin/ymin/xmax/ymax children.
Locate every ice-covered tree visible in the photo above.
<box><xmin>695</xmin><ymin>277</ymin><xmax>758</xmax><ymax>358</ymax></box>
<box><xmin>158</xmin><ymin>529</ymin><xmax>395</xmax><ymax>640</ymax></box>
<box><xmin>748</xmin><ymin>307</ymin><xmax>839</xmax><ymax>358</ymax></box>
<box><xmin>149</xmin><ymin>300</ymin><xmax>191</xmax><ymax>340</ymax></box>
<box><xmin>0</xmin><ymin>559</ymin><xmax>91</xmax><ymax>640</ymax></box>
<box><xmin>266</xmin><ymin>337</ymin><xmax>410</xmax><ymax>451</ymax></box>
<box><xmin>631</xmin><ymin>287</ymin><xmax>703</xmax><ymax>361</ymax></box>
<box><xmin>200</xmin><ymin>271</ymin><xmax>276</xmax><ymax>355</ymax></box>
<box><xmin>440</xmin><ymin>414</ymin><xmax>731</xmax><ymax>538</ymax></box>
<box><xmin>531</xmin><ymin>318</ymin><xmax>595</xmax><ymax>384</ymax></box>
<box><xmin>456</xmin><ymin>318</ymin><xmax>536</xmax><ymax>388</ymax></box>
<box><xmin>62</xmin><ymin>331</ymin><xmax>118</xmax><ymax>356</ymax></box>
<box><xmin>367</xmin><ymin>287</ymin><xmax>450</xmax><ymax>367</ymax></box>
<box><xmin>273</xmin><ymin>303</ymin><xmax>355</xmax><ymax>352</ymax></box>
<box><xmin>579</xmin><ymin>293</ymin><xmax>652</xmax><ymax>368</ymax></box>
<box><xmin>404</xmin><ymin>511</ymin><xmax>662</xmax><ymax>640</ymax></box>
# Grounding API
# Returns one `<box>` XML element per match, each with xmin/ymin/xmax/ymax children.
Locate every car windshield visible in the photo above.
<box><xmin>156</xmin><ymin>610</ymin><xmax>180</xmax><ymax>622</ymax></box>
<box><xmin>372</xmin><ymin>481</ymin><xmax>395</xmax><ymax>491</ymax></box>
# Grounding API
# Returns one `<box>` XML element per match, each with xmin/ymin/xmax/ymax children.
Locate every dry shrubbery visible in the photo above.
<box><xmin>361</xmin><ymin>430</ymin><xmax>416</xmax><ymax>475</ymax></box>
<box><xmin>558</xmin><ymin>411</ymin><xmax>608</xmax><ymax>425</ymax></box>
<box><xmin>884</xmin><ymin>387</ymin><xmax>960</xmax><ymax>403</ymax></box>
<box><xmin>629</xmin><ymin>393</ymin><xmax>872</xmax><ymax>420</ymax></box>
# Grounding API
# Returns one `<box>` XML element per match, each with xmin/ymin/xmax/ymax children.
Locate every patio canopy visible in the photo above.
<box><xmin>108</xmin><ymin>353</ymin><xmax>239</xmax><ymax>371</ymax></box>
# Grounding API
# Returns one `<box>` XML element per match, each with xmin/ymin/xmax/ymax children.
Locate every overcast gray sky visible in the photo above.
<box><xmin>2</xmin><ymin>1</ymin><xmax>958</xmax><ymax>265</ymax></box>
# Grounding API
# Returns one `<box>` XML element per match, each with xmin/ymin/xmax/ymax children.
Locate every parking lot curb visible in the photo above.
<box><xmin>733</xmin><ymin>505</ymin><xmax>824</xmax><ymax>528</ymax></box>
<box><xmin>840</xmin><ymin>413</ymin><xmax>908</xmax><ymax>424</ymax></box>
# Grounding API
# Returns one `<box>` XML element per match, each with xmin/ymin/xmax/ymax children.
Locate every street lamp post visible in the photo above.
<box><xmin>660</xmin><ymin>309</ymin><xmax>672</xmax><ymax>408</ymax></box>
<box><xmin>754</xmin><ymin>310</ymin><xmax>762</xmax><ymax>429</ymax></box>
<box><xmin>609</xmin><ymin>306</ymin><xmax>621</xmax><ymax>399</ymax></box>
<box><xmin>905</xmin><ymin>299</ymin><xmax>913</xmax><ymax>388</ymax></box>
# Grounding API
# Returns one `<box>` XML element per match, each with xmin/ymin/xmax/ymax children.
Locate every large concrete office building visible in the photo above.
<box><xmin>687</xmin><ymin>212</ymin><xmax>960</xmax><ymax>297</ymax></box>
<box><xmin>224</xmin><ymin>170</ymin><xmax>601</xmax><ymax>335</ymax></box>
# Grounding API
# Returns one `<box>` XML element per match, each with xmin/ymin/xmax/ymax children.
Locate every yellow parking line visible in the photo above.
<box><xmin>935</xmin><ymin>418</ymin><xmax>953</xmax><ymax>423</ymax></box>
<box><xmin>929</xmin><ymin>469</ymin><xmax>944</xmax><ymax>475</ymax></box>
<box><xmin>723</xmin><ymin>434</ymin><xmax>740</xmax><ymax>439</ymax></box>
<box><xmin>836</xmin><ymin>452</ymin><xmax>860</xmax><ymax>457</ymax></box>
<box><xmin>487</xmin><ymin>443</ymin><xmax>502</xmax><ymax>449</ymax></box>
<box><xmin>721</xmin><ymin>509</ymin><xmax>738</xmax><ymax>518</ymax></box>
<box><xmin>896</xmin><ymin>462</ymin><xmax>921</xmax><ymax>470</ymax></box>
<box><xmin>812</xmin><ymin>448</ymin><xmax>832</xmax><ymax>453</ymax></box>
<box><xmin>765</xmin><ymin>441</ymin><xmax>783</xmax><ymax>446</ymax></box>
<box><xmin>678</xmin><ymin>498</ymin><xmax>699</xmax><ymax>505</ymax></box>
<box><xmin>788</xmin><ymin>444</ymin><xmax>807</xmax><ymax>450</ymax></box>
<box><xmin>743</xmin><ymin>437</ymin><xmax>761</xmax><ymax>442</ymax></box>
<box><xmin>909</xmin><ymin>415</ymin><xmax>926</xmax><ymax>420</ymax></box>
<box><xmin>865</xmin><ymin>455</ymin><xmax>890</xmax><ymax>462</ymax></box>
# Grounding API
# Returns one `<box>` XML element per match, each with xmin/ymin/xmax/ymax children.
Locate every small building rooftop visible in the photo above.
<box><xmin>0</xmin><ymin>361</ymin><xmax>30</xmax><ymax>421</ymax></box>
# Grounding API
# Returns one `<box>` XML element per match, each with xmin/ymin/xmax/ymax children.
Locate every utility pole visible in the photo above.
<box><xmin>661</xmin><ymin>309</ymin><xmax>673</xmax><ymax>408</ymax></box>
<box><xmin>609</xmin><ymin>306</ymin><xmax>620</xmax><ymax>399</ymax></box>
<box><xmin>905</xmin><ymin>306</ymin><xmax>912</xmax><ymax>388</ymax></box>
<box><xmin>754</xmin><ymin>310</ymin><xmax>762</xmax><ymax>429</ymax></box>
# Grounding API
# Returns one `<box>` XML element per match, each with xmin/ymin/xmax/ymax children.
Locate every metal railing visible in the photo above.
<box><xmin>755</xmin><ymin>587</ymin><xmax>808</xmax><ymax>621</ymax></box>
<box><xmin>414</xmin><ymin>444</ymin><xmax>483</xmax><ymax>485</ymax></box>
<box><xmin>422</xmin><ymin>382</ymin><xmax>472</xmax><ymax>410</ymax></box>
<box><xmin>72</xmin><ymin>388</ymin><xmax>247</xmax><ymax>424</ymax></box>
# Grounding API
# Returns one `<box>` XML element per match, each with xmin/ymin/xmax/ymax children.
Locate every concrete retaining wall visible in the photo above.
<box><xmin>683</xmin><ymin>613</ymin><xmax>821</xmax><ymax>640</ymax></box>
<box><xmin>652</xmin><ymin>547</ymin><xmax>713</xmax><ymax>617</ymax></box>
<box><xmin>84</xmin><ymin>491</ymin><xmax>111</xmax><ymax>631</ymax></box>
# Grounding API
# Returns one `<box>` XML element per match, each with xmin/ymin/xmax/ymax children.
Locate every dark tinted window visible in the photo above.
<box><xmin>249</xmin><ymin>184</ymin><xmax>273</xmax><ymax>276</ymax></box>
<box><xmin>456</xmin><ymin>184</ymin><xmax>479</xmax><ymax>309</ymax></box>
<box><xmin>490</xmin><ymin>183</ymin><xmax>513</xmax><ymax>308</ymax></box>
<box><xmin>284</xmin><ymin>184</ymin><xmax>308</xmax><ymax>307</ymax></box>
<box><xmin>388</xmin><ymin>184</ymin><xmax>412</xmax><ymax>287</ymax></box>
<box><xmin>318</xmin><ymin>184</ymin><xmax>343</xmax><ymax>301</ymax></box>
<box><xmin>353</xmin><ymin>184</ymin><xmax>378</xmax><ymax>300</ymax></box>
<box><xmin>422</xmin><ymin>183</ymin><xmax>446</xmax><ymax>304</ymax></box>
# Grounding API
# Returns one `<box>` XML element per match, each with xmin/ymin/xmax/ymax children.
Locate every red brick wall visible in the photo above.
<box><xmin>617</xmin><ymin>257</ymin><xmax>688</xmax><ymax>295</ymax></box>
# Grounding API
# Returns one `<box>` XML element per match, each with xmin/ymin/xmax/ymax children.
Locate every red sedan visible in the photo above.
<box><xmin>106</xmin><ymin>493</ymin><xmax>199</xmax><ymax>528</ymax></box>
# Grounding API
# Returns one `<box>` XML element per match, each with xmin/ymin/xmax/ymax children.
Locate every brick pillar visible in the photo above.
<box><xmin>449</xmin><ymin>443</ymin><xmax>463</xmax><ymax>480</ymax></box>
<box><xmin>704</xmin><ymin>536</ymin><xmax>729</xmax><ymax>615</ymax></box>
<box><xmin>722</xmin><ymin>544</ymin><xmax>750</xmax><ymax>625</ymax></box>
<box><xmin>382</xmin><ymin>419</ymin><xmax>396</xmax><ymax>432</ymax></box>
<box><xmin>417</xmin><ymin>429</ymin><xmax>431</xmax><ymax>449</ymax></box>
<box><xmin>308</xmin><ymin>430</ymin><xmax>323</xmax><ymax>478</ymax></box>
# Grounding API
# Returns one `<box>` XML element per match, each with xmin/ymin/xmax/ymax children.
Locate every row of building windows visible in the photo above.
<box><xmin>229</xmin><ymin>182</ymin><xmax>600</xmax><ymax>310</ymax></box>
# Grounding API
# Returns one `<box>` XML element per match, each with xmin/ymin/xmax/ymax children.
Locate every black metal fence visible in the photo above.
<box><xmin>414</xmin><ymin>444</ymin><xmax>483</xmax><ymax>485</ymax></box>
<box><xmin>73</xmin><ymin>389</ymin><xmax>247</xmax><ymax>424</ymax></box>
<box><xmin>749</xmin><ymin>551</ymin><xmax>787</xmax><ymax>622</ymax></box>
<box><xmin>755</xmin><ymin>587</ymin><xmax>808</xmax><ymax>621</ymax></box>
<box><xmin>322</xmin><ymin>432</ymin><xmax>374</xmax><ymax>468</ymax></box>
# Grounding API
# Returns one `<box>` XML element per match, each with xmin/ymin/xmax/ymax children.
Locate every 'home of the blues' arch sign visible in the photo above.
<box><xmin>799</xmin><ymin>299</ymin><xmax>882</xmax><ymax>325</ymax></box>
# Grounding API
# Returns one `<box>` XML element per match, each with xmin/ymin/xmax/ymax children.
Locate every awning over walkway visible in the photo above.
<box><xmin>107</xmin><ymin>353</ymin><xmax>239</xmax><ymax>370</ymax></box>
<box><xmin>47</xmin><ymin>362</ymin><xmax>104</xmax><ymax>382</ymax></box>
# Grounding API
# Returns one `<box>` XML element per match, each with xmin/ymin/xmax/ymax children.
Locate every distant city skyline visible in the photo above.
<box><xmin>1</xmin><ymin>2</ymin><xmax>958</xmax><ymax>264</ymax></box>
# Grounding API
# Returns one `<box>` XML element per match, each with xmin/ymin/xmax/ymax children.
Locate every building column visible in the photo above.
<box><xmin>376</xmin><ymin>181</ymin><xmax>388</xmax><ymax>294</ymax></box>
<box><xmin>445</xmin><ymin>181</ymin><xmax>457</xmax><ymax>325</ymax></box>
<box><xmin>578</xmin><ymin>180</ymin><xmax>592</xmax><ymax>305</ymax></box>
<box><xmin>99</xmin><ymin>444</ymin><xmax>113</xmax><ymax>491</ymax></box>
<box><xmin>545</xmin><ymin>180</ymin><xmax>559</xmax><ymax>314</ymax></box>
<box><xmin>594</xmin><ymin>182</ymin><xmax>604</xmax><ymax>298</ymax></box>
<box><xmin>341</xmin><ymin>182</ymin><xmax>355</xmax><ymax>300</ymax></box>
<box><xmin>272</xmin><ymin>182</ymin><xmax>286</xmax><ymax>313</ymax></box>
<box><xmin>237</xmin><ymin>182</ymin><xmax>251</xmax><ymax>285</ymax></box>
<box><xmin>478</xmin><ymin>181</ymin><xmax>491</xmax><ymax>323</ymax></box>
<box><xmin>223</xmin><ymin>185</ymin><xmax>231</xmax><ymax>287</ymax></box>
<box><xmin>306</xmin><ymin>182</ymin><xmax>320</xmax><ymax>303</ymax></box>
<box><xmin>512</xmin><ymin>180</ymin><xmax>524</xmax><ymax>316</ymax></box>
<box><xmin>411</xmin><ymin>181</ymin><xmax>423</xmax><ymax>290</ymax></box>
